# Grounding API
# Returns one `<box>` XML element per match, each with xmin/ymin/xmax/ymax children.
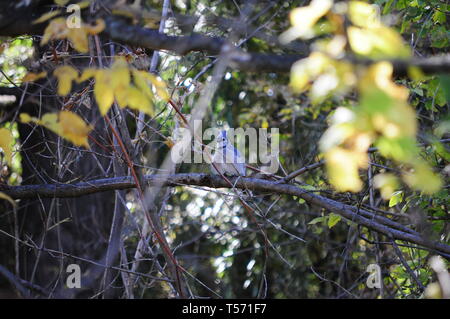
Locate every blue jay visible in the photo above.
<box><xmin>211</xmin><ymin>130</ymin><xmax>246</xmax><ymax>176</ymax></box>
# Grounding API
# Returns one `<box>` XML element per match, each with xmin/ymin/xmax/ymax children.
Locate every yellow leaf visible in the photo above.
<box><xmin>40</xmin><ymin>113</ymin><xmax>61</xmax><ymax>134</ymax></box>
<box><xmin>22</xmin><ymin>71</ymin><xmax>47</xmax><ymax>82</ymax></box>
<box><xmin>134</xmin><ymin>70</ymin><xmax>169</xmax><ymax>101</ymax></box>
<box><xmin>77</xmin><ymin>1</ymin><xmax>91</xmax><ymax>9</ymax></box>
<box><xmin>348</xmin><ymin>26</ymin><xmax>410</xmax><ymax>59</ymax></box>
<box><xmin>84</xmin><ymin>19</ymin><xmax>105</xmax><ymax>35</ymax></box>
<box><xmin>314</xmin><ymin>35</ymin><xmax>347</xmax><ymax>58</ymax></box>
<box><xmin>0</xmin><ymin>128</ymin><xmax>14</xmax><ymax>166</ymax></box>
<box><xmin>114</xmin><ymin>85</ymin><xmax>129</xmax><ymax>108</ymax></box>
<box><xmin>67</xmin><ymin>28</ymin><xmax>89</xmax><ymax>53</ymax></box>
<box><xmin>19</xmin><ymin>113</ymin><xmax>33</xmax><ymax>123</ymax></box>
<box><xmin>373</xmin><ymin>173</ymin><xmax>399</xmax><ymax>199</ymax></box>
<box><xmin>280</xmin><ymin>0</ymin><xmax>333</xmax><ymax>42</ymax></box>
<box><xmin>58</xmin><ymin>110</ymin><xmax>92</xmax><ymax>148</ymax></box>
<box><xmin>290</xmin><ymin>0</ymin><xmax>332</xmax><ymax>27</ymax></box>
<box><xmin>407</xmin><ymin>66</ymin><xmax>426</xmax><ymax>82</ymax></box>
<box><xmin>41</xmin><ymin>17</ymin><xmax>68</xmax><ymax>46</ymax></box>
<box><xmin>325</xmin><ymin>147</ymin><xmax>367</xmax><ymax>192</ymax></box>
<box><xmin>359</xmin><ymin>63</ymin><xmax>417</xmax><ymax>139</ymax></box>
<box><xmin>0</xmin><ymin>192</ymin><xmax>15</xmax><ymax>206</ymax></box>
<box><xmin>54</xmin><ymin>65</ymin><xmax>78</xmax><ymax>96</ymax></box>
<box><xmin>290</xmin><ymin>52</ymin><xmax>330</xmax><ymax>93</ymax></box>
<box><xmin>33</xmin><ymin>10</ymin><xmax>61</xmax><ymax>24</ymax></box>
<box><xmin>403</xmin><ymin>162</ymin><xmax>442</xmax><ymax>194</ymax></box>
<box><xmin>24</xmin><ymin>111</ymin><xmax>92</xmax><ymax>148</ymax></box>
<box><xmin>111</xmin><ymin>58</ymin><xmax>131</xmax><ymax>90</ymax></box>
<box><xmin>39</xmin><ymin>16</ymin><xmax>99</xmax><ymax>53</ymax></box>
<box><xmin>360</xmin><ymin>62</ymin><xmax>409</xmax><ymax>101</ymax></box>
<box><xmin>126</xmin><ymin>86</ymin><xmax>153</xmax><ymax>116</ymax></box>
<box><xmin>132</xmin><ymin>70</ymin><xmax>155</xmax><ymax>100</ymax></box>
<box><xmin>148</xmin><ymin>75</ymin><xmax>169</xmax><ymax>101</ymax></box>
<box><xmin>94</xmin><ymin>70</ymin><xmax>114</xmax><ymax>115</ymax></box>
<box><xmin>54</xmin><ymin>0</ymin><xmax>70</xmax><ymax>5</ymax></box>
<box><xmin>348</xmin><ymin>1</ymin><xmax>380</xmax><ymax>28</ymax></box>
<box><xmin>78</xmin><ymin>68</ymin><xmax>97</xmax><ymax>82</ymax></box>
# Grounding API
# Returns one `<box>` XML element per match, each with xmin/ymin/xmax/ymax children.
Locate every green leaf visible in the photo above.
<box><xmin>308</xmin><ymin>216</ymin><xmax>326</xmax><ymax>225</ymax></box>
<box><xmin>327</xmin><ymin>213</ymin><xmax>341</xmax><ymax>228</ymax></box>
<box><xmin>432</xmin><ymin>10</ymin><xmax>446</xmax><ymax>24</ymax></box>
<box><xmin>427</xmin><ymin>77</ymin><xmax>447</xmax><ymax>107</ymax></box>
<box><xmin>383</xmin><ymin>0</ymin><xmax>395</xmax><ymax>15</ymax></box>
<box><xmin>439</xmin><ymin>75</ymin><xmax>450</xmax><ymax>104</ymax></box>
<box><xmin>389</xmin><ymin>191</ymin><xmax>404</xmax><ymax>207</ymax></box>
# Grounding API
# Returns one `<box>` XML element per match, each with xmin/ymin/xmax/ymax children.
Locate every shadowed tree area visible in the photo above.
<box><xmin>0</xmin><ymin>0</ymin><xmax>448</xmax><ymax>299</ymax></box>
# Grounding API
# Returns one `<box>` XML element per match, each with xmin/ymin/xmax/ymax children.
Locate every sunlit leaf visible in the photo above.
<box><xmin>58</xmin><ymin>110</ymin><xmax>92</xmax><ymax>148</ymax></box>
<box><xmin>328</xmin><ymin>213</ymin><xmax>341</xmax><ymax>228</ymax></box>
<box><xmin>360</xmin><ymin>62</ymin><xmax>409</xmax><ymax>101</ymax></box>
<box><xmin>0</xmin><ymin>192</ymin><xmax>15</xmax><ymax>206</ymax></box>
<box><xmin>374</xmin><ymin>173</ymin><xmax>399</xmax><ymax>200</ymax></box>
<box><xmin>132</xmin><ymin>69</ymin><xmax>154</xmax><ymax>99</ymax></box>
<box><xmin>84</xmin><ymin>19</ymin><xmax>105</xmax><ymax>35</ymax></box>
<box><xmin>76</xmin><ymin>1</ymin><xmax>91</xmax><ymax>9</ymax></box>
<box><xmin>20</xmin><ymin>111</ymin><xmax>92</xmax><ymax>148</ymax></box>
<box><xmin>111</xmin><ymin>58</ymin><xmax>131</xmax><ymax>89</ymax></box>
<box><xmin>313</xmin><ymin>35</ymin><xmax>347</xmax><ymax>58</ymax></box>
<box><xmin>348</xmin><ymin>1</ymin><xmax>380</xmax><ymax>28</ymax></box>
<box><xmin>78</xmin><ymin>68</ymin><xmax>97</xmax><ymax>82</ymax></box>
<box><xmin>67</xmin><ymin>27</ymin><xmax>89</xmax><ymax>53</ymax></box>
<box><xmin>54</xmin><ymin>0</ymin><xmax>70</xmax><ymax>5</ymax></box>
<box><xmin>40</xmin><ymin>16</ymin><xmax>103</xmax><ymax>53</ymax></box>
<box><xmin>308</xmin><ymin>216</ymin><xmax>326</xmax><ymax>225</ymax></box>
<box><xmin>110</xmin><ymin>58</ymin><xmax>131</xmax><ymax>108</ymax></box>
<box><xmin>0</xmin><ymin>128</ymin><xmax>14</xmax><ymax>166</ymax></box>
<box><xmin>22</xmin><ymin>71</ymin><xmax>47</xmax><ymax>82</ymax></box>
<box><xmin>403</xmin><ymin>162</ymin><xmax>442</xmax><ymax>195</ymax></box>
<box><xmin>54</xmin><ymin>65</ymin><xmax>78</xmax><ymax>96</ymax></box>
<box><xmin>41</xmin><ymin>113</ymin><xmax>61</xmax><ymax>134</ymax></box>
<box><xmin>19</xmin><ymin>113</ymin><xmax>33</xmax><ymax>123</ymax></box>
<box><xmin>389</xmin><ymin>191</ymin><xmax>404</xmax><ymax>207</ymax></box>
<box><xmin>134</xmin><ymin>70</ymin><xmax>169</xmax><ymax>101</ymax></box>
<box><xmin>33</xmin><ymin>10</ymin><xmax>61</xmax><ymax>24</ymax></box>
<box><xmin>280</xmin><ymin>0</ymin><xmax>333</xmax><ymax>42</ymax></box>
<box><xmin>376</xmin><ymin>136</ymin><xmax>417</xmax><ymax>162</ymax></box>
<box><xmin>94</xmin><ymin>70</ymin><xmax>114</xmax><ymax>115</ymax></box>
<box><xmin>348</xmin><ymin>26</ymin><xmax>410</xmax><ymax>58</ymax></box>
<box><xmin>41</xmin><ymin>17</ymin><xmax>68</xmax><ymax>46</ymax></box>
<box><xmin>126</xmin><ymin>86</ymin><xmax>153</xmax><ymax>116</ymax></box>
<box><xmin>432</xmin><ymin>10</ymin><xmax>446</xmax><ymax>24</ymax></box>
<box><xmin>383</xmin><ymin>0</ymin><xmax>395</xmax><ymax>14</ymax></box>
<box><xmin>324</xmin><ymin>147</ymin><xmax>367</xmax><ymax>192</ymax></box>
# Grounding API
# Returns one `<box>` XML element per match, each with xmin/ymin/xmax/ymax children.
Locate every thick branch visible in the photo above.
<box><xmin>104</xmin><ymin>16</ymin><xmax>450</xmax><ymax>74</ymax></box>
<box><xmin>2</xmin><ymin>173</ymin><xmax>449</xmax><ymax>257</ymax></box>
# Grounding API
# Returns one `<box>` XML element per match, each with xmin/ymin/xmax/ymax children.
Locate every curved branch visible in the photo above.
<box><xmin>2</xmin><ymin>173</ymin><xmax>449</xmax><ymax>257</ymax></box>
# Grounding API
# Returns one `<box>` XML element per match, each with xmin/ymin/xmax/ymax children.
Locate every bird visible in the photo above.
<box><xmin>211</xmin><ymin>130</ymin><xmax>246</xmax><ymax>176</ymax></box>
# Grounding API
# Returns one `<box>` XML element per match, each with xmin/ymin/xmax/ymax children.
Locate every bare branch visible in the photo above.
<box><xmin>2</xmin><ymin>173</ymin><xmax>450</xmax><ymax>257</ymax></box>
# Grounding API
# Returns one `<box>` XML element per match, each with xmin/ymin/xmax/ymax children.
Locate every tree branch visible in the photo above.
<box><xmin>104</xmin><ymin>16</ymin><xmax>450</xmax><ymax>74</ymax></box>
<box><xmin>2</xmin><ymin>173</ymin><xmax>449</xmax><ymax>257</ymax></box>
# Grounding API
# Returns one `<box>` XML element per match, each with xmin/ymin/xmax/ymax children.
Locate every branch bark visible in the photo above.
<box><xmin>1</xmin><ymin>4</ymin><xmax>449</xmax><ymax>74</ymax></box>
<box><xmin>2</xmin><ymin>173</ymin><xmax>449</xmax><ymax>258</ymax></box>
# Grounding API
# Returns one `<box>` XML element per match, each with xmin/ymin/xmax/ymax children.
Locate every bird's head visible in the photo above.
<box><xmin>215</xmin><ymin>130</ymin><xmax>228</xmax><ymax>148</ymax></box>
